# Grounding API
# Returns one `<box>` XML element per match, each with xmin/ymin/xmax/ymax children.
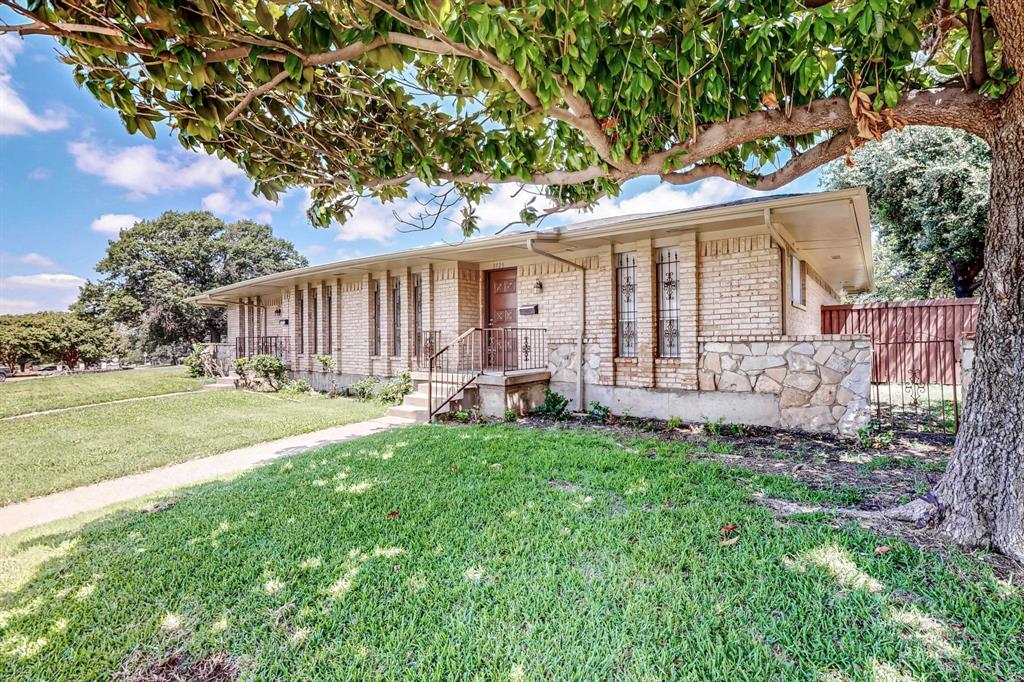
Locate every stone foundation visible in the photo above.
<box><xmin>698</xmin><ymin>335</ymin><xmax>872</xmax><ymax>435</ymax></box>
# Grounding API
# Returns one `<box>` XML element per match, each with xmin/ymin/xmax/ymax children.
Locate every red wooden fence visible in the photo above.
<box><xmin>821</xmin><ymin>299</ymin><xmax>978</xmax><ymax>385</ymax></box>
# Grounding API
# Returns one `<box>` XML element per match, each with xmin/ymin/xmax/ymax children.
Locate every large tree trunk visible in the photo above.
<box><xmin>915</xmin><ymin>85</ymin><xmax>1024</xmax><ymax>562</ymax></box>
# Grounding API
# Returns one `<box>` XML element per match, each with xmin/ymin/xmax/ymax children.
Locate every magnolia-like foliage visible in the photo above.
<box><xmin>0</xmin><ymin>0</ymin><xmax>1016</xmax><ymax>234</ymax></box>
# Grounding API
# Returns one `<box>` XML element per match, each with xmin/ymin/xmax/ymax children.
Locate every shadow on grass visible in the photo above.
<box><xmin>1</xmin><ymin>425</ymin><xmax>1020</xmax><ymax>681</ymax></box>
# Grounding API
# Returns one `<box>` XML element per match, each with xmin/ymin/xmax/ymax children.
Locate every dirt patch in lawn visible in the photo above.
<box><xmin>511</xmin><ymin>415</ymin><xmax>1024</xmax><ymax>579</ymax></box>
<box><xmin>518</xmin><ymin>414</ymin><xmax>950</xmax><ymax>511</ymax></box>
<box><xmin>116</xmin><ymin>651</ymin><xmax>239</xmax><ymax>682</ymax></box>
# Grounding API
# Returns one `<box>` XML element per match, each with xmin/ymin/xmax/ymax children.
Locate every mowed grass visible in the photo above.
<box><xmin>0</xmin><ymin>366</ymin><xmax>210</xmax><ymax>417</ymax></box>
<box><xmin>1</xmin><ymin>426</ymin><xmax>1019</xmax><ymax>681</ymax></box>
<box><xmin>0</xmin><ymin>391</ymin><xmax>385</xmax><ymax>504</ymax></box>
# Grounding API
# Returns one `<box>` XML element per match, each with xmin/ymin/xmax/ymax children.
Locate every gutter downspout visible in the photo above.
<box><xmin>526</xmin><ymin>238</ymin><xmax>585</xmax><ymax>411</ymax></box>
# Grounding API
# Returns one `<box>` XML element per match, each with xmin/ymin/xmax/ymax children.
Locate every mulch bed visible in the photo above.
<box><xmin>503</xmin><ymin>414</ymin><xmax>1024</xmax><ymax>579</ymax></box>
<box><xmin>514</xmin><ymin>413</ymin><xmax>950</xmax><ymax>512</ymax></box>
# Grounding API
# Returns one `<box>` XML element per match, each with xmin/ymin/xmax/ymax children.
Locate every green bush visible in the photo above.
<box><xmin>280</xmin><ymin>379</ymin><xmax>312</xmax><ymax>396</ymax></box>
<box><xmin>350</xmin><ymin>376</ymin><xmax>380</xmax><ymax>401</ymax></box>
<box><xmin>504</xmin><ymin>408</ymin><xmax>517</xmax><ymax>422</ymax></box>
<box><xmin>315</xmin><ymin>354</ymin><xmax>334</xmax><ymax>372</ymax></box>
<box><xmin>376</xmin><ymin>370</ymin><xmax>413</xmax><ymax>405</ymax></box>
<box><xmin>182</xmin><ymin>343</ymin><xmax>215</xmax><ymax>378</ymax></box>
<box><xmin>535</xmin><ymin>389</ymin><xmax>569</xmax><ymax>419</ymax></box>
<box><xmin>587</xmin><ymin>400</ymin><xmax>611</xmax><ymax>422</ymax></box>
<box><xmin>233</xmin><ymin>354</ymin><xmax>287</xmax><ymax>391</ymax></box>
<box><xmin>666</xmin><ymin>416</ymin><xmax>684</xmax><ymax>430</ymax></box>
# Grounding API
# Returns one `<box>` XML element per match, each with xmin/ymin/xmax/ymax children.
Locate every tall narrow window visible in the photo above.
<box><xmin>295</xmin><ymin>289</ymin><xmax>304</xmax><ymax>354</ymax></box>
<box><xmin>657</xmin><ymin>246</ymin><xmax>680</xmax><ymax>358</ymax></box>
<box><xmin>309</xmin><ymin>289</ymin><xmax>319</xmax><ymax>355</ymax></box>
<box><xmin>325</xmin><ymin>287</ymin><xmax>333</xmax><ymax>355</ymax></box>
<box><xmin>791</xmin><ymin>254</ymin><xmax>805</xmax><ymax>306</ymax></box>
<box><xmin>371</xmin><ymin>279</ymin><xmax>381</xmax><ymax>356</ymax></box>
<box><xmin>390</xmin><ymin>276</ymin><xmax>402</xmax><ymax>357</ymax></box>
<box><xmin>412</xmin><ymin>274</ymin><xmax>423</xmax><ymax>357</ymax></box>
<box><xmin>616</xmin><ymin>251</ymin><xmax>637</xmax><ymax>358</ymax></box>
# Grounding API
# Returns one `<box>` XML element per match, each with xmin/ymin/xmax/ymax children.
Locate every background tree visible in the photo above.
<box><xmin>822</xmin><ymin>127</ymin><xmax>988</xmax><ymax>299</ymax></box>
<box><xmin>37</xmin><ymin>312</ymin><xmax>122</xmax><ymax>371</ymax></box>
<box><xmin>4</xmin><ymin>0</ymin><xmax>1022</xmax><ymax>559</ymax></box>
<box><xmin>0</xmin><ymin>314</ymin><xmax>49</xmax><ymax>373</ymax></box>
<box><xmin>75</xmin><ymin>212</ymin><xmax>307</xmax><ymax>355</ymax></box>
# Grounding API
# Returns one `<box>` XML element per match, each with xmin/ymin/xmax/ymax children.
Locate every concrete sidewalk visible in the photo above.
<box><xmin>0</xmin><ymin>415</ymin><xmax>414</xmax><ymax>536</ymax></box>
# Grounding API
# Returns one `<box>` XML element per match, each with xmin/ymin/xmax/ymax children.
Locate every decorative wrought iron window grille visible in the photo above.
<box><xmin>391</xmin><ymin>276</ymin><xmax>402</xmax><ymax>356</ymax></box>
<box><xmin>657</xmin><ymin>246</ymin><xmax>681</xmax><ymax>358</ymax></box>
<box><xmin>616</xmin><ymin>251</ymin><xmax>638</xmax><ymax>357</ymax></box>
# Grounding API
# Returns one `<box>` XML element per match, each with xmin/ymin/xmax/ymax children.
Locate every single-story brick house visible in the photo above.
<box><xmin>192</xmin><ymin>188</ymin><xmax>875</xmax><ymax>434</ymax></box>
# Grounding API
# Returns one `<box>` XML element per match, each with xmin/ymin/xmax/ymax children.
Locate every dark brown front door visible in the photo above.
<box><xmin>485</xmin><ymin>268</ymin><xmax>518</xmax><ymax>368</ymax></box>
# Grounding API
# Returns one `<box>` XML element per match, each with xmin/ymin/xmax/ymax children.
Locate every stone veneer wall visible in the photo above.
<box><xmin>698</xmin><ymin>335</ymin><xmax>872</xmax><ymax>435</ymax></box>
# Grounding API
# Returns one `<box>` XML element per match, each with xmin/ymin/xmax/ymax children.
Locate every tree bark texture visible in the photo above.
<box><xmin>930</xmin><ymin>61</ymin><xmax>1024</xmax><ymax>560</ymax></box>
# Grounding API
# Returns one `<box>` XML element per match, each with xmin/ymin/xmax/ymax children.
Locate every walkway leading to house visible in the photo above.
<box><xmin>0</xmin><ymin>414</ymin><xmax>415</xmax><ymax>535</ymax></box>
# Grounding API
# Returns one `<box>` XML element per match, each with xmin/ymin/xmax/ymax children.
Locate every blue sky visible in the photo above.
<box><xmin>0</xmin><ymin>29</ymin><xmax>822</xmax><ymax>315</ymax></box>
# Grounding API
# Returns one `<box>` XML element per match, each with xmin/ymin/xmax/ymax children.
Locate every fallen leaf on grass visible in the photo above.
<box><xmin>719</xmin><ymin>536</ymin><xmax>740</xmax><ymax>547</ymax></box>
<box><xmin>720</xmin><ymin>524</ymin><xmax>738</xmax><ymax>536</ymax></box>
<box><xmin>386</xmin><ymin>510</ymin><xmax>400</xmax><ymax>520</ymax></box>
<box><xmin>874</xmin><ymin>545</ymin><xmax>891</xmax><ymax>555</ymax></box>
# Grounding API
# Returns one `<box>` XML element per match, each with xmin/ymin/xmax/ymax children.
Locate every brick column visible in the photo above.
<box><xmin>636</xmin><ymin>239</ymin><xmax>656</xmax><ymax>388</ymax></box>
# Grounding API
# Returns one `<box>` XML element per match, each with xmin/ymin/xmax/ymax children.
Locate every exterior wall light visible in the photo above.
<box><xmin>533</xmin><ymin>280</ymin><xmax>543</xmax><ymax>294</ymax></box>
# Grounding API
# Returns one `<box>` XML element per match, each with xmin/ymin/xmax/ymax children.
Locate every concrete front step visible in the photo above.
<box><xmin>387</xmin><ymin>403</ymin><xmax>429</xmax><ymax>423</ymax></box>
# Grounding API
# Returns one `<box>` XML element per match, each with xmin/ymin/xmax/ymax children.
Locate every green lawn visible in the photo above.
<box><xmin>1</xmin><ymin>426</ymin><xmax>1018</xmax><ymax>681</ymax></box>
<box><xmin>0</xmin><ymin>391</ymin><xmax>385</xmax><ymax>504</ymax></box>
<box><xmin>0</xmin><ymin>366</ymin><xmax>210</xmax><ymax>417</ymax></box>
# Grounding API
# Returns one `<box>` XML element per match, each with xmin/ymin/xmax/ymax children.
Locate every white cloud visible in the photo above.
<box><xmin>91</xmin><ymin>213</ymin><xmax>141</xmax><ymax>236</ymax></box>
<box><xmin>2</xmin><ymin>273</ymin><xmax>87</xmax><ymax>290</ymax></box>
<box><xmin>333</xmin><ymin>199</ymin><xmax>407</xmax><ymax>243</ymax></box>
<box><xmin>201</xmin><ymin>187</ymin><xmax>276</xmax><ymax>223</ymax></box>
<box><xmin>14</xmin><ymin>252</ymin><xmax>57</xmax><ymax>268</ymax></box>
<box><xmin>68</xmin><ymin>138</ymin><xmax>241</xmax><ymax>198</ymax></box>
<box><xmin>28</xmin><ymin>167</ymin><xmax>50</xmax><ymax>181</ymax></box>
<box><xmin>0</xmin><ymin>35</ymin><xmax>68</xmax><ymax>136</ymax></box>
<box><xmin>0</xmin><ymin>298</ymin><xmax>42</xmax><ymax>314</ymax></box>
<box><xmin>302</xmin><ymin>244</ymin><xmax>326</xmax><ymax>257</ymax></box>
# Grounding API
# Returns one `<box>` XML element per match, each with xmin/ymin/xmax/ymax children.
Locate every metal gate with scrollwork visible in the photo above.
<box><xmin>822</xmin><ymin>299</ymin><xmax>978</xmax><ymax>435</ymax></box>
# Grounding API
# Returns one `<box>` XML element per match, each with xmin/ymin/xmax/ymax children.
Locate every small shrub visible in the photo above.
<box><xmin>703</xmin><ymin>418</ymin><xmax>746</xmax><ymax>436</ymax></box>
<box><xmin>350</xmin><ymin>376</ymin><xmax>380</xmax><ymax>401</ymax></box>
<box><xmin>587</xmin><ymin>400</ymin><xmax>611</xmax><ymax>422</ymax></box>
<box><xmin>535</xmin><ymin>389</ymin><xmax>569</xmax><ymax>419</ymax></box>
<box><xmin>375</xmin><ymin>370</ymin><xmax>413</xmax><ymax>405</ymax></box>
<box><xmin>451</xmin><ymin>410</ymin><xmax>471</xmax><ymax>423</ymax></box>
<box><xmin>504</xmin><ymin>408</ymin><xmax>517</xmax><ymax>422</ymax></box>
<box><xmin>666</xmin><ymin>416</ymin><xmax>684</xmax><ymax>430</ymax></box>
<box><xmin>857</xmin><ymin>423</ymin><xmax>895</xmax><ymax>449</ymax></box>
<box><xmin>182</xmin><ymin>343</ymin><xmax>217</xmax><ymax>378</ymax></box>
<box><xmin>280</xmin><ymin>378</ymin><xmax>312</xmax><ymax>396</ymax></box>
<box><xmin>233</xmin><ymin>354</ymin><xmax>287</xmax><ymax>391</ymax></box>
<box><xmin>315</xmin><ymin>354</ymin><xmax>334</xmax><ymax>373</ymax></box>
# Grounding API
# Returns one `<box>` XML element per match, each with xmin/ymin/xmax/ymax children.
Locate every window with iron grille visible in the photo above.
<box><xmin>309</xmin><ymin>288</ymin><xmax>318</xmax><ymax>355</ymax></box>
<box><xmin>294</xmin><ymin>289</ymin><xmax>304</xmax><ymax>354</ymax></box>
<box><xmin>371</xmin><ymin>279</ymin><xmax>381</xmax><ymax>356</ymax></box>
<box><xmin>412</xmin><ymin>274</ymin><xmax>423</xmax><ymax>356</ymax></box>
<box><xmin>325</xmin><ymin>287</ymin><xmax>333</xmax><ymax>355</ymax></box>
<box><xmin>391</xmin><ymin>276</ymin><xmax>402</xmax><ymax>356</ymax></box>
<box><xmin>616</xmin><ymin>251</ymin><xmax>637</xmax><ymax>357</ymax></box>
<box><xmin>657</xmin><ymin>246</ymin><xmax>681</xmax><ymax>357</ymax></box>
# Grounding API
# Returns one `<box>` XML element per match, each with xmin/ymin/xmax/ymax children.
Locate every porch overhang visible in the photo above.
<box><xmin>188</xmin><ymin>187</ymin><xmax>872</xmax><ymax>305</ymax></box>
